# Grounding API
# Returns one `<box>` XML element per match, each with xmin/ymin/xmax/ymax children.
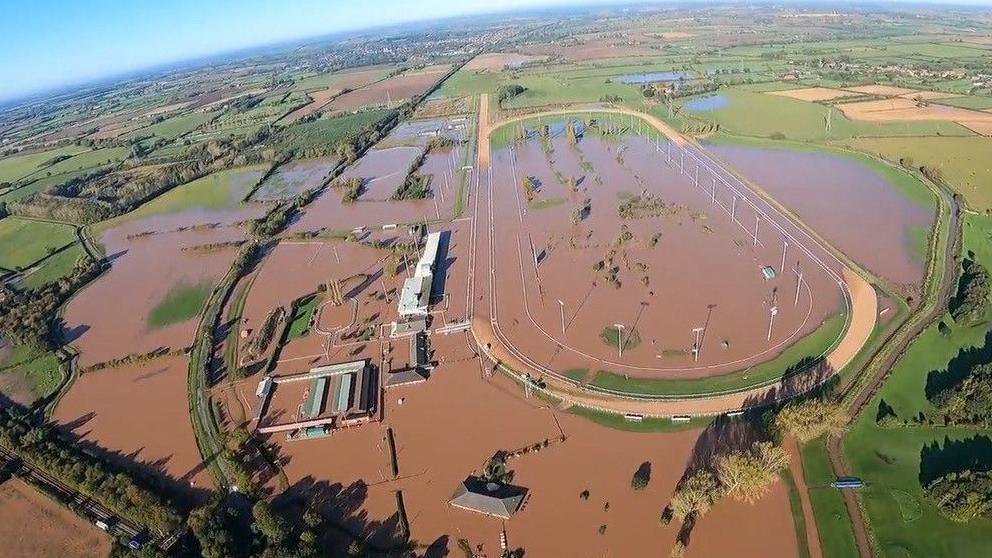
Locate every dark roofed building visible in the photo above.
<box><xmin>449</xmin><ymin>476</ymin><xmax>527</xmax><ymax>519</ymax></box>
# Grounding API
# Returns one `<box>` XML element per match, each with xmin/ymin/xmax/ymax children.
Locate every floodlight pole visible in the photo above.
<box><xmin>753</xmin><ymin>215</ymin><xmax>761</xmax><ymax>248</ymax></box>
<box><xmin>780</xmin><ymin>239</ymin><xmax>788</xmax><ymax>273</ymax></box>
<box><xmin>794</xmin><ymin>269</ymin><xmax>803</xmax><ymax>306</ymax></box>
<box><xmin>692</xmin><ymin>326</ymin><xmax>704</xmax><ymax>362</ymax></box>
<box><xmin>614</xmin><ymin>323</ymin><xmax>625</xmax><ymax>358</ymax></box>
<box><xmin>694</xmin><ymin>165</ymin><xmax>699</xmax><ymax>187</ymax></box>
<box><xmin>731</xmin><ymin>196</ymin><xmax>737</xmax><ymax>223</ymax></box>
<box><xmin>333</xmin><ymin>246</ymin><xmax>340</xmax><ymax>264</ymax></box>
<box><xmin>433</xmin><ymin>196</ymin><xmax>441</xmax><ymax>220</ymax></box>
<box><xmin>558</xmin><ymin>299</ymin><xmax>566</xmax><ymax>335</ymax></box>
<box><xmin>711</xmin><ymin>177</ymin><xmax>717</xmax><ymax>204</ymax></box>
<box><xmin>667</xmin><ymin>141</ymin><xmax>672</xmax><ymax>163</ymax></box>
<box><xmin>680</xmin><ymin>151</ymin><xmax>685</xmax><ymax>175</ymax></box>
<box><xmin>767</xmin><ymin>306</ymin><xmax>778</xmax><ymax>341</ymax></box>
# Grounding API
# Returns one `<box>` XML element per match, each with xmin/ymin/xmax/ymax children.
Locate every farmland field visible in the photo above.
<box><xmin>0</xmin><ymin>217</ymin><xmax>77</xmax><ymax>270</ymax></box>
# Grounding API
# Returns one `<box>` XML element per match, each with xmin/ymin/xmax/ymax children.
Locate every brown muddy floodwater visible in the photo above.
<box><xmin>708</xmin><ymin>143</ymin><xmax>934</xmax><ymax>293</ymax></box>
<box><xmin>54</xmin><ymin>355</ymin><xmax>212</xmax><ymax>501</ymax></box>
<box><xmin>291</xmin><ymin>145</ymin><xmax>464</xmax><ymax>233</ymax></box>
<box><xmin>483</xmin><ymin>127</ymin><xmax>844</xmax><ymax>379</ymax></box>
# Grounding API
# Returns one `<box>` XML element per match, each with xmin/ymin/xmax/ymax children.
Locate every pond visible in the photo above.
<box><xmin>684</xmin><ymin>94</ymin><xmax>730</xmax><ymax>112</ymax></box>
<box><xmin>618</xmin><ymin>71</ymin><xmax>691</xmax><ymax>84</ymax></box>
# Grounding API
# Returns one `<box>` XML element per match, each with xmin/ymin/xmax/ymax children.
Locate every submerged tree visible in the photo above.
<box><xmin>669</xmin><ymin>470</ymin><xmax>723</xmax><ymax>522</ymax></box>
<box><xmin>715</xmin><ymin>441</ymin><xmax>789</xmax><ymax>504</ymax></box>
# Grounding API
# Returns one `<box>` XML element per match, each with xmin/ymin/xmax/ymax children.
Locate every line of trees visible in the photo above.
<box><xmin>950</xmin><ymin>257</ymin><xmax>990</xmax><ymax>326</ymax></box>
<box><xmin>0</xmin><ymin>255</ymin><xmax>101</xmax><ymax>349</ymax></box>
<box><xmin>0</xmin><ymin>406</ymin><xmax>181</xmax><ymax>534</ymax></box>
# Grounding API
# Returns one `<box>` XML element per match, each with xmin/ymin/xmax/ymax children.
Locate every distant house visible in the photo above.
<box><xmin>449</xmin><ymin>476</ymin><xmax>528</xmax><ymax>519</ymax></box>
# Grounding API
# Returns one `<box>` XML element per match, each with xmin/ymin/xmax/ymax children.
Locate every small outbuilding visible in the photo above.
<box><xmin>761</xmin><ymin>266</ymin><xmax>777</xmax><ymax>280</ymax></box>
<box><xmin>449</xmin><ymin>476</ymin><xmax>528</xmax><ymax>519</ymax></box>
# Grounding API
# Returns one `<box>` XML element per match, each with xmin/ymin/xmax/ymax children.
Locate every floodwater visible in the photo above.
<box><xmin>54</xmin><ymin>355</ymin><xmax>212</xmax><ymax>502</ymax></box>
<box><xmin>483</xmin><ymin>125</ymin><xmax>843</xmax><ymax>378</ymax></box>
<box><xmin>708</xmin><ymin>143</ymin><xmax>934</xmax><ymax>294</ymax></box>
<box><xmin>685</xmin><ymin>93</ymin><xmax>730</xmax><ymax>112</ymax></box>
<box><xmin>619</xmin><ymin>71</ymin><xmax>691</xmax><ymax>84</ymax></box>
<box><xmin>253</xmin><ymin>158</ymin><xmax>337</xmax><ymax>201</ymax></box>
<box><xmin>62</xmin><ymin>218</ymin><xmax>246</xmax><ymax>367</ymax></box>
<box><xmin>290</xmin><ymin>145</ymin><xmax>465</xmax><ymax>233</ymax></box>
<box><xmin>256</xmin><ymin>348</ymin><xmax>798</xmax><ymax>558</ymax></box>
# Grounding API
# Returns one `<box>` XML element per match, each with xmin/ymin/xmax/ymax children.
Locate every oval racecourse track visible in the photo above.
<box><xmin>468</xmin><ymin>94</ymin><xmax>877</xmax><ymax>416</ymax></box>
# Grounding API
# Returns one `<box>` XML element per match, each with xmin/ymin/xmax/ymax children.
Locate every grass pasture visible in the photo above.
<box><xmin>18</xmin><ymin>243</ymin><xmax>87</xmax><ymax>290</ymax></box>
<box><xmin>147</xmin><ymin>280</ymin><xmax>214</xmax><ymax>329</ymax></box>
<box><xmin>588</xmin><ymin>314</ymin><xmax>846</xmax><ymax>397</ymax></box>
<box><xmin>113</xmin><ymin>165</ymin><xmax>267</xmax><ymax>224</ymax></box>
<box><xmin>664</xmin><ymin>87</ymin><xmax>974</xmax><ymax>142</ymax></box>
<box><xmin>0</xmin><ymin>217</ymin><xmax>77</xmax><ymax>271</ymax></box>
<box><xmin>837</xmin><ymin>136</ymin><xmax>992</xmax><ymax>212</ymax></box>
<box><xmin>841</xmin><ymin>214</ymin><xmax>992</xmax><ymax>558</ymax></box>
<box><xmin>0</xmin><ymin>145</ymin><xmax>90</xmax><ymax>184</ymax></box>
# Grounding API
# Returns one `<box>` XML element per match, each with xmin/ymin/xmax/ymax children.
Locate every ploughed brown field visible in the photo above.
<box><xmin>325</xmin><ymin>65</ymin><xmax>452</xmax><ymax>113</ymax></box>
<box><xmin>0</xmin><ymin>478</ymin><xmax>110</xmax><ymax>558</ymax></box>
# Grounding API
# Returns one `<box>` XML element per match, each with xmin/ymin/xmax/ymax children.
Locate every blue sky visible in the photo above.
<box><xmin>1</xmin><ymin>0</ymin><xmax>988</xmax><ymax>101</ymax></box>
<box><xmin>0</xmin><ymin>0</ymin><xmax>621</xmax><ymax>101</ymax></box>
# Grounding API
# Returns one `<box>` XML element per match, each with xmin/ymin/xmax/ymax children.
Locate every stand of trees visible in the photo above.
<box><xmin>924</xmin><ymin>470</ymin><xmax>992</xmax><ymax>522</ymax></box>
<box><xmin>950</xmin><ymin>257</ymin><xmax>990</xmax><ymax>325</ymax></box>
<box><xmin>774</xmin><ymin>398</ymin><xmax>848</xmax><ymax>442</ymax></box>
<box><xmin>0</xmin><ymin>255</ymin><xmax>101</xmax><ymax>348</ymax></box>
<box><xmin>930</xmin><ymin>362</ymin><xmax>992</xmax><ymax>426</ymax></box>
<box><xmin>0</xmin><ymin>407</ymin><xmax>181</xmax><ymax>534</ymax></box>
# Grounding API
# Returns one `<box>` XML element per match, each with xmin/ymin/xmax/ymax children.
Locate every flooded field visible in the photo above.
<box><xmin>483</xmin><ymin>123</ymin><xmax>844</xmax><ymax>379</ymax></box>
<box><xmin>685</xmin><ymin>93</ymin><xmax>730</xmax><ymax>112</ymax></box>
<box><xmin>250</xmin><ymin>350</ymin><xmax>797</xmax><ymax>558</ymax></box>
<box><xmin>290</xmin><ymin>142</ymin><xmax>466</xmax><ymax>233</ymax></box>
<box><xmin>708</xmin><ymin>143</ymin><xmax>934</xmax><ymax>292</ymax></box>
<box><xmin>618</xmin><ymin>70</ymin><xmax>692</xmax><ymax>84</ymax></box>
<box><xmin>252</xmin><ymin>158</ymin><xmax>337</xmax><ymax>201</ymax></box>
<box><xmin>0</xmin><ymin>478</ymin><xmax>110</xmax><ymax>558</ymax></box>
<box><xmin>62</xmin><ymin>220</ymin><xmax>247</xmax><ymax>367</ymax></box>
<box><xmin>53</xmin><ymin>355</ymin><xmax>212</xmax><ymax>501</ymax></box>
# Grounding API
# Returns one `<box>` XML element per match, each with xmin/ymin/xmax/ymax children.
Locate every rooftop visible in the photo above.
<box><xmin>449</xmin><ymin>476</ymin><xmax>528</xmax><ymax>519</ymax></box>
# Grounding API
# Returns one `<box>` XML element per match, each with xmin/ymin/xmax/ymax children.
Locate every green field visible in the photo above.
<box><xmin>127</xmin><ymin>111</ymin><xmax>214</xmax><ymax>141</ymax></box>
<box><xmin>0</xmin><ymin>145</ymin><xmax>90</xmax><ymax>183</ymax></box>
<box><xmin>0</xmin><ymin>217</ymin><xmax>77</xmax><ymax>270</ymax></box>
<box><xmin>588</xmin><ymin>314</ymin><xmax>846</xmax><ymax>396</ymax></box>
<box><xmin>567</xmin><ymin>405</ymin><xmax>712</xmax><ymax>432</ymax></box>
<box><xmin>837</xmin><ymin>136</ymin><xmax>992</xmax><ymax>212</ymax></box>
<box><xmin>147</xmin><ymin>280</ymin><xmax>215</xmax><ymax>328</ymax></box>
<box><xmin>801</xmin><ymin>440</ymin><xmax>859</xmax><ymax>558</ymax></box>
<box><xmin>287</xmin><ymin>294</ymin><xmax>319</xmax><ymax>338</ymax></box>
<box><xmin>268</xmin><ymin>108</ymin><xmax>395</xmax><ymax>154</ymax></box>
<box><xmin>840</xmin><ymin>214</ymin><xmax>992</xmax><ymax>558</ymax></box>
<box><xmin>0</xmin><ymin>350</ymin><xmax>63</xmax><ymax>403</ymax></box>
<box><xmin>19</xmin><ymin>244</ymin><xmax>86</xmax><ymax>290</ymax></box>
<box><xmin>661</xmin><ymin>87</ymin><xmax>974</xmax><ymax>142</ymax></box>
<box><xmin>28</xmin><ymin>146</ymin><xmax>128</xmax><ymax>178</ymax></box>
<box><xmin>934</xmin><ymin>96</ymin><xmax>992</xmax><ymax>110</ymax></box>
<box><xmin>106</xmin><ymin>165</ymin><xmax>267</xmax><ymax>226</ymax></box>
<box><xmin>0</xmin><ymin>169</ymin><xmax>90</xmax><ymax>204</ymax></box>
